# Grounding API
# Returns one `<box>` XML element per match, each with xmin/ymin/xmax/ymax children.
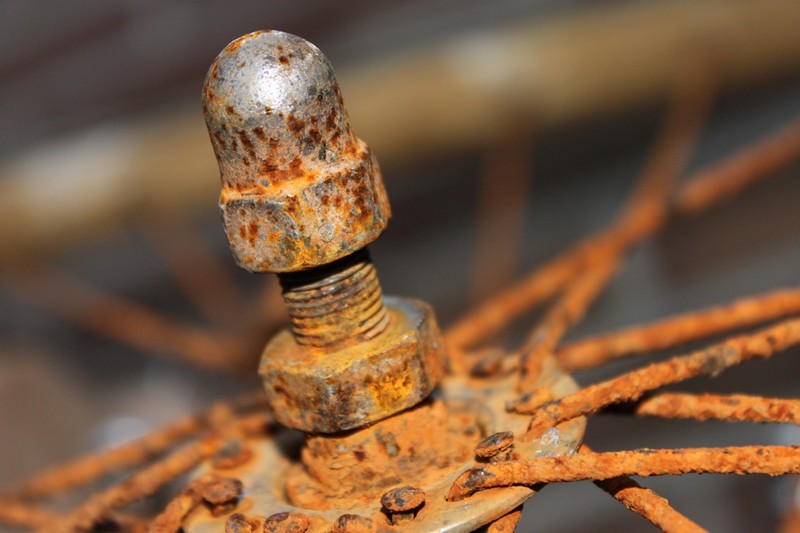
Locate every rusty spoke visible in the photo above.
<box><xmin>633</xmin><ymin>393</ymin><xmax>800</xmax><ymax>425</ymax></box>
<box><xmin>0</xmin><ymin>499</ymin><xmax>61</xmax><ymax>529</ymax></box>
<box><xmin>3</xmin><ymin>265</ymin><xmax>251</xmax><ymax>373</ymax></box>
<box><xmin>5</xmin><ymin>391</ymin><xmax>265</xmax><ymax>500</ymax></box>
<box><xmin>674</xmin><ymin>119</ymin><xmax>800</xmax><ymax>215</ymax></box>
<box><xmin>558</xmin><ymin>286</ymin><xmax>800</xmax><ymax>372</ymax></box>
<box><xmin>141</xmin><ymin>210</ymin><xmax>244</xmax><ymax>328</ymax></box>
<box><xmin>581</xmin><ymin>445</ymin><xmax>707</xmax><ymax>533</ymax></box>
<box><xmin>447</xmin><ymin>445</ymin><xmax>800</xmax><ymax>501</ymax></box>
<box><xmin>43</xmin><ymin>413</ymin><xmax>266</xmax><ymax>533</ymax></box>
<box><xmin>525</xmin><ymin>318</ymin><xmax>800</xmax><ymax>440</ymax></box>
<box><xmin>516</xmin><ymin>62</ymin><xmax>716</xmax><ymax>388</ymax></box>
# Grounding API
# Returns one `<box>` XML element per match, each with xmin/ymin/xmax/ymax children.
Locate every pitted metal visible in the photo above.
<box><xmin>203</xmin><ymin>30</ymin><xmax>390</xmax><ymax>273</ymax></box>
<box><xmin>259</xmin><ymin>297</ymin><xmax>445</xmax><ymax>433</ymax></box>
<box><xmin>204</xmin><ymin>29</ymin><xmax>444</xmax><ymax>434</ymax></box>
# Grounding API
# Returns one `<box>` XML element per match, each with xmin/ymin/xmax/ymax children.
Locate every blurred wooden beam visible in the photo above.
<box><xmin>3</xmin><ymin>0</ymin><xmax>800</xmax><ymax>259</ymax></box>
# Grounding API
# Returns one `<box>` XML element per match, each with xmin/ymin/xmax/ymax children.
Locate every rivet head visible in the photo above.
<box><xmin>332</xmin><ymin>513</ymin><xmax>375</xmax><ymax>532</ymax></box>
<box><xmin>475</xmin><ymin>431</ymin><xmax>515</xmax><ymax>461</ymax></box>
<box><xmin>263</xmin><ymin>511</ymin><xmax>310</xmax><ymax>532</ymax></box>
<box><xmin>380</xmin><ymin>486</ymin><xmax>425</xmax><ymax>524</ymax></box>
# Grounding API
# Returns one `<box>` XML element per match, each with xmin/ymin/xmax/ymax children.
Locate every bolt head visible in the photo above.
<box><xmin>258</xmin><ymin>297</ymin><xmax>445</xmax><ymax>432</ymax></box>
<box><xmin>203</xmin><ymin>30</ymin><xmax>390</xmax><ymax>272</ymax></box>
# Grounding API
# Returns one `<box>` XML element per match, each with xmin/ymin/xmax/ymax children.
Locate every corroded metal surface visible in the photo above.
<box><xmin>259</xmin><ymin>297</ymin><xmax>445</xmax><ymax>433</ymax></box>
<box><xmin>278</xmin><ymin>249</ymin><xmax>389</xmax><ymax>348</ymax></box>
<box><xmin>287</xmin><ymin>399</ymin><xmax>476</xmax><ymax>511</ymax></box>
<box><xmin>183</xmin><ymin>356</ymin><xmax>586</xmax><ymax>532</ymax></box>
<box><xmin>203</xmin><ymin>30</ymin><xmax>390</xmax><ymax>273</ymax></box>
<box><xmin>205</xmin><ymin>30</ymin><xmax>444</xmax><ymax>435</ymax></box>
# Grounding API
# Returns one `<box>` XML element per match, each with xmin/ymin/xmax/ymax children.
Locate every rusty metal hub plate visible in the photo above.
<box><xmin>184</xmin><ymin>355</ymin><xmax>585</xmax><ymax>532</ymax></box>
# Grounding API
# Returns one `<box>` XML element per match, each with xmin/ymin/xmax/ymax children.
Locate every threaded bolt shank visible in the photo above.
<box><xmin>278</xmin><ymin>249</ymin><xmax>389</xmax><ymax>348</ymax></box>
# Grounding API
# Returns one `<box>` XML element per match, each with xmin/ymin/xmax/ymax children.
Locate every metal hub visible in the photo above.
<box><xmin>184</xmin><ymin>356</ymin><xmax>584</xmax><ymax>532</ymax></box>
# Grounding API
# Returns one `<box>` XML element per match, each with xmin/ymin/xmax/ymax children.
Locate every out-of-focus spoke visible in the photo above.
<box><xmin>142</xmin><ymin>210</ymin><xmax>244</xmax><ymax>328</ymax></box>
<box><xmin>42</xmin><ymin>413</ymin><xmax>267</xmax><ymax>533</ymax></box>
<box><xmin>4</xmin><ymin>391</ymin><xmax>265</xmax><ymax>500</ymax></box>
<box><xmin>3</xmin><ymin>265</ymin><xmax>251</xmax><ymax>373</ymax></box>
<box><xmin>582</xmin><ymin>445</ymin><xmax>707</xmax><ymax>533</ymax></box>
<box><xmin>558</xmin><ymin>286</ymin><xmax>800</xmax><ymax>372</ymax></box>
<box><xmin>517</xmin><ymin>61</ymin><xmax>716</xmax><ymax>389</ymax></box>
<box><xmin>675</xmin><ymin>120</ymin><xmax>800</xmax><ymax>215</ymax></box>
<box><xmin>525</xmin><ymin>318</ymin><xmax>800</xmax><ymax>440</ymax></box>
<box><xmin>470</xmin><ymin>135</ymin><xmax>532</xmax><ymax>305</ymax></box>
<box><xmin>634</xmin><ymin>393</ymin><xmax>800</xmax><ymax>425</ymax></box>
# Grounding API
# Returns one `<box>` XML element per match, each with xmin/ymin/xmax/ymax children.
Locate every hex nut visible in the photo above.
<box><xmin>203</xmin><ymin>30</ymin><xmax>390</xmax><ymax>273</ymax></box>
<box><xmin>258</xmin><ymin>297</ymin><xmax>445</xmax><ymax>432</ymax></box>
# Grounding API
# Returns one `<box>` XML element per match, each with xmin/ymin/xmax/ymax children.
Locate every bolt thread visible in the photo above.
<box><xmin>278</xmin><ymin>248</ymin><xmax>389</xmax><ymax>348</ymax></box>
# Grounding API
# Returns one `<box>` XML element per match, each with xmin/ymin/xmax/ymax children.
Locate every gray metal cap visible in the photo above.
<box><xmin>203</xmin><ymin>30</ymin><xmax>390</xmax><ymax>273</ymax></box>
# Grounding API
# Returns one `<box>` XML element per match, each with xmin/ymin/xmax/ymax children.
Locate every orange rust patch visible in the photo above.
<box><xmin>247</xmin><ymin>221</ymin><xmax>259</xmax><ymax>246</ymax></box>
<box><xmin>224</xmin><ymin>32</ymin><xmax>259</xmax><ymax>53</ymax></box>
<box><xmin>286</xmin><ymin>400</ymin><xmax>480</xmax><ymax>509</ymax></box>
<box><xmin>259</xmin><ymin>161</ymin><xmax>278</xmax><ymax>174</ymax></box>
<box><xmin>325</xmin><ymin>109</ymin><xmax>337</xmax><ymax>132</ymax></box>
<box><xmin>287</xmin><ymin>113</ymin><xmax>304</xmax><ymax>134</ymax></box>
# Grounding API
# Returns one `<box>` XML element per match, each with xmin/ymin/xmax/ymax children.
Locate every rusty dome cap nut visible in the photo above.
<box><xmin>203</xmin><ymin>30</ymin><xmax>391</xmax><ymax>273</ymax></box>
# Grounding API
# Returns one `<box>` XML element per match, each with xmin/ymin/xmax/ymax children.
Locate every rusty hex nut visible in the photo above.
<box><xmin>258</xmin><ymin>297</ymin><xmax>445</xmax><ymax>432</ymax></box>
<box><xmin>203</xmin><ymin>30</ymin><xmax>390</xmax><ymax>273</ymax></box>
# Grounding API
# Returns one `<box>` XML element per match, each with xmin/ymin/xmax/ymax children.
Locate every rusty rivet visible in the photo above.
<box><xmin>469</xmin><ymin>347</ymin><xmax>506</xmax><ymax>378</ymax></box>
<box><xmin>202</xmin><ymin>477</ymin><xmax>244</xmax><ymax>516</ymax></box>
<box><xmin>263</xmin><ymin>512</ymin><xmax>310</xmax><ymax>533</ymax></box>
<box><xmin>225</xmin><ymin>512</ymin><xmax>257</xmax><ymax>533</ymax></box>
<box><xmin>380</xmin><ymin>485</ymin><xmax>425</xmax><ymax>525</ymax></box>
<box><xmin>505</xmin><ymin>386</ymin><xmax>554</xmax><ymax>414</ymax></box>
<box><xmin>332</xmin><ymin>514</ymin><xmax>375</xmax><ymax>533</ymax></box>
<box><xmin>212</xmin><ymin>439</ymin><xmax>253</xmax><ymax>470</ymax></box>
<box><xmin>475</xmin><ymin>431</ymin><xmax>515</xmax><ymax>462</ymax></box>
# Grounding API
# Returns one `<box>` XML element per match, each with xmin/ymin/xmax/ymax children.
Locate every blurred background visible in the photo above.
<box><xmin>2</xmin><ymin>1</ymin><xmax>800</xmax><ymax>531</ymax></box>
